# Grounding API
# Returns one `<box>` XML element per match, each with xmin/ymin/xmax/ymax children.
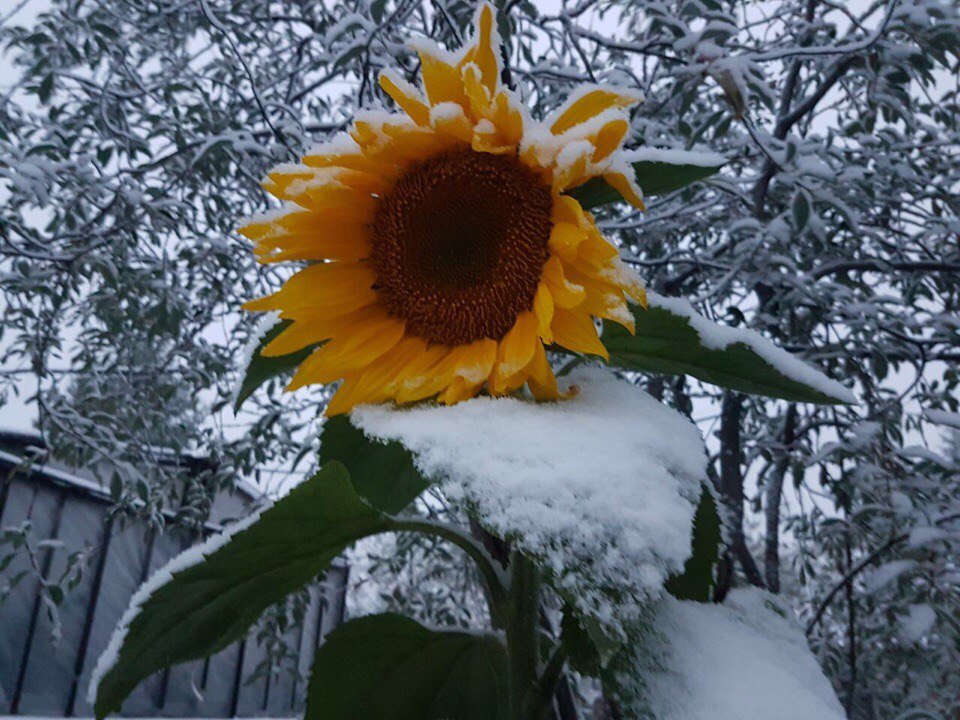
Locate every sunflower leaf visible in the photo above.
<box><xmin>664</xmin><ymin>486</ymin><xmax>722</xmax><ymax>602</ymax></box>
<box><xmin>601</xmin><ymin>293</ymin><xmax>855</xmax><ymax>404</ymax></box>
<box><xmin>319</xmin><ymin>414</ymin><xmax>430</xmax><ymax>514</ymax></box>
<box><xmin>568</xmin><ymin>149</ymin><xmax>725</xmax><ymax>209</ymax></box>
<box><xmin>305</xmin><ymin>613</ymin><xmax>510</xmax><ymax>720</ymax></box>
<box><xmin>92</xmin><ymin>462</ymin><xmax>392</xmax><ymax>720</ymax></box>
<box><xmin>234</xmin><ymin>318</ymin><xmax>320</xmax><ymax>412</ymax></box>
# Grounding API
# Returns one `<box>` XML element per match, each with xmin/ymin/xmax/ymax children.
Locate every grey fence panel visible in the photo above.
<box><xmin>0</xmin><ymin>480</ymin><xmax>62</xmax><ymax>712</ymax></box>
<box><xmin>17</xmin><ymin>495</ymin><xmax>108</xmax><ymax>715</ymax></box>
<box><xmin>0</xmin><ymin>461</ymin><xmax>349</xmax><ymax>718</ymax></box>
<box><xmin>191</xmin><ymin>641</ymin><xmax>245</xmax><ymax>718</ymax></box>
<box><xmin>232</xmin><ymin>620</ymin><xmax>271</xmax><ymax>717</ymax></box>
<box><xmin>72</xmin><ymin>522</ymin><xmax>154</xmax><ymax>717</ymax></box>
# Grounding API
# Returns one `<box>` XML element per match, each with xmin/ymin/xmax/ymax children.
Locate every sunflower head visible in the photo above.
<box><xmin>241</xmin><ymin>3</ymin><xmax>647</xmax><ymax>415</ymax></box>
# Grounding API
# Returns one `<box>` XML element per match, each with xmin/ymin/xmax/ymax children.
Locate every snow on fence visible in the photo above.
<box><xmin>0</xmin><ymin>432</ymin><xmax>347</xmax><ymax>718</ymax></box>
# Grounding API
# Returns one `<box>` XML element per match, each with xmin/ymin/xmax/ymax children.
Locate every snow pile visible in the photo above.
<box><xmin>352</xmin><ymin>367</ymin><xmax>705</xmax><ymax>637</ymax></box>
<box><xmin>625</xmin><ymin>589</ymin><xmax>846</xmax><ymax>720</ymax></box>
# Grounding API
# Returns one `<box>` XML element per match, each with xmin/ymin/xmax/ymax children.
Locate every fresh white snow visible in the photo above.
<box><xmin>352</xmin><ymin>367</ymin><xmax>706</xmax><ymax>639</ymax></box>
<box><xmin>626</xmin><ymin>589</ymin><xmax>846</xmax><ymax>720</ymax></box>
<box><xmin>624</xmin><ymin>146</ymin><xmax>727</xmax><ymax>168</ymax></box>
<box><xmin>862</xmin><ymin>559</ymin><xmax>916</xmax><ymax>594</ymax></box>
<box><xmin>923</xmin><ymin>408</ymin><xmax>960</xmax><ymax>429</ymax></box>
<box><xmin>899</xmin><ymin>603</ymin><xmax>936</xmax><ymax>642</ymax></box>
<box><xmin>646</xmin><ymin>291</ymin><xmax>857</xmax><ymax>404</ymax></box>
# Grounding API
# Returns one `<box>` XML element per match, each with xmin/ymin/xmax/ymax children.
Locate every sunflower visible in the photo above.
<box><xmin>241</xmin><ymin>3</ymin><xmax>647</xmax><ymax>416</ymax></box>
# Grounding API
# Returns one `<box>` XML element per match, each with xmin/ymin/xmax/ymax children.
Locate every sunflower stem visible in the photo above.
<box><xmin>506</xmin><ymin>550</ymin><xmax>541</xmax><ymax>720</ymax></box>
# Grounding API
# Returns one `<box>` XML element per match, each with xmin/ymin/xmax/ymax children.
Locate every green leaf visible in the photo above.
<box><xmin>601</xmin><ymin>295</ymin><xmax>854</xmax><ymax>404</ymax></box>
<box><xmin>37</xmin><ymin>74</ymin><xmax>54</xmax><ymax>104</ymax></box>
<box><xmin>306</xmin><ymin>613</ymin><xmax>510</xmax><ymax>720</ymax></box>
<box><xmin>664</xmin><ymin>487</ymin><xmax>722</xmax><ymax>602</ymax></box>
<box><xmin>93</xmin><ymin>462</ymin><xmax>392</xmax><ymax>719</ymax></box>
<box><xmin>792</xmin><ymin>189</ymin><xmax>811</xmax><ymax>231</ymax></box>
<box><xmin>567</xmin><ymin>150</ymin><xmax>725</xmax><ymax>210</ymax></box>
<box><xmin>234</xmin><ymin>319</ymin><xmax>319</xmax><ymax>412</ymax></box>
<box><xmin>560</xmin><ymin>607</ymin><xmax>621</xmax><ymax>675</ymax></box>
<box><xmin>319</xmin><ymin>415</ymin><xmax>429</xmax><ymax>514</ymax></box>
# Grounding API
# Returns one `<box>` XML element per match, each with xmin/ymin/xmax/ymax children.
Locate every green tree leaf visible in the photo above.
<box><xmin>568</xmin><ymin>150</ymin><xmax>725</xmax><ymax>210</ymax></box>
<box><xmin>93</xmin><ymin>462</ymin><xmax>391</xmax><ymax>719</ymax></box>
<box><xmin>305</xmin><ymin>613</ymin><xmax>510</xmax><ymax>720</ymax></box>
<box><xmin>664</xmin><ymin>487</ymin><xmax>722</xmax><ymax>602</ymax></box>
<box><xmin>319</xmin><ymin>415</ymin><xmax>429</xmax><ymax>514</ymax></box>
<box><xmin>234</xmin><ymin>319</ymin><xmax>320</xmax><ymax>412</ymax></box>
<box><xmin>601</xmin><ymin>294</ymin><xmax>855</xmax><ymax>404</ymax></box>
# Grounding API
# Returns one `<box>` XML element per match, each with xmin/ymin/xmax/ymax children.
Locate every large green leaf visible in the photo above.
<box><xmin>234</xmin><ymin>319</ymin><xmax>319</xmax><ymax>411</ymax></box>
<box><xmin>664</xmin><ymin>487</ymin><xmax>722</xmax><ymax>602</ymax></box>
<box><xmin>306</xmin><ymin>613</ymin><xmax>510</xmax><ymax>720</ymax></box>
<box><xmin>93</xmin><ymin>462</ymin><xmax>392</xmax><ymax>719</ymax></box>
<box><xmin>319</xmin><ymin>415</ymin><xmax>429</xmax><ymax>514</ymax></box>
<box><xmin>568</xmin><ymin>149</ymin><xmax>725</xmax><ymax>210</ymax></box>
<box><xmin>601</xmin><ymin>294</ymin><xmax>855</xmax><ymax>405</ymax></box>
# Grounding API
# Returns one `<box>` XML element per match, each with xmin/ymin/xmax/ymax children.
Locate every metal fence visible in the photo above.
<box><xmin>0</xmin><ymin>448</ymin><xmax>347</xmax><ymax>718</ymax></box>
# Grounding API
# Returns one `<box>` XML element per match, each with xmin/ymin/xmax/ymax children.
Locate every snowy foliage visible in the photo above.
<box><xmin>2</xmin><ymin>0</ymin><xmax>959</xmax><ymax>717</ymax></box>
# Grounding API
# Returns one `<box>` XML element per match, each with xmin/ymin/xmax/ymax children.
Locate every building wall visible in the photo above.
<box><xmin>0</xmin><ymin>446</ymin><xmax>347</xmax><ymax>718</ymax></box>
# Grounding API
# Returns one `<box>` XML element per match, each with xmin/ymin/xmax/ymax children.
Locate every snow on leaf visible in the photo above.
<box><xmin>351</xmin><ymin>368</ymin><xmax>705</xmax><ymax>639</ymax></box>
<box><xmin>900</xmin><ymin>604</ymin><xmax>936</xmax><ymax>643</ymax></box>
<box><xmin>862</xmin><ymin>559</ymin><xmax>917</xmax><ymax>594</ymax></box>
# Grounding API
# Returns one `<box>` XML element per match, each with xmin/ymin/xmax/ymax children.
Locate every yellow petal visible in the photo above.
<box><xmin>301</xmin><ymin>147</ymin><xmax>391</xmax><ymax>176</ymax></box>
<box><xmin>430</xmin><ymin>102</ymin><xmax>475</xmax><ymax>144</ymax></box>
<box><xmin>325</xmin><ymin>336</ymin><xmax>428</xmax><ymax>415</ymax></box>
<box><xmin>246</xmin><ymin>211</ymin><xmax>372</xmax><ymax>264</ymax></box>
<box><xmin>490</xmin><ymin>312</ymin><xmax>539</xmax><ymax>394</ymax></box>
<box><xmin>489</xmin><ymin>92</ymin><xmax>523</xmax><ymax>147</ymax></box>
<box><xmin>288</xmin><ymin>315</ymin><xmax>406</xmax><ymax>389</ymax></box>
<box><xmin>549</xmin><ymin>86</ymin><xmax>641</xmax><ymax>135</ymax></box>
<box><xmin>243</xmin><ymin>262</ymin><xmax>376</xmax><ymax>313</ymax></box>
<box><xmin>603</xmin><ymin>170</ymin><xmax>646</xmax><ymax>210</ymax></box>
<box><xmin>462</xmin><ymin>63</ymin><xmax>493</xmax><ymax>121</ymax></box>
<box><xmin>548</xmin><ymin>222</ymin><xmax>588</xmax><ymax>263</ymax></box>
<box><xmin>551</xmin><ymin>194</ymin><xmax>586</xmax><ymax>227</ymax></box>
<box><xmin>496</xmin><ymin>312</ymin><xmax>539</xmax><ymax>376</ymax></box>
<box><xmin>525</xmin><ymin>342</ymin><xmax>561</xmax><ymax>401</ymax></box>
<box><xmin>379</xmin><ymin>70</ymin><xmax>431</xmax><ymax>126</ymax></box>
<box><xmin>375</xmin><ymin>127</ymin><xmax>456</xmax><ymax>165</ymax></box>
<box><xmin>253</xmin><ymin>230</ymin><xmax>371</xmax><ymax>264</ymax></box>
<box><xmin>577</xmin><ymin>230</ymin><xmax>620</xmax><ymax>265</ymax></box>
<box><xmin>551</xmin><ymin>307</ymin><xmax>608</xmax><ymax>360</ymax></box>
<box><xmin>396</xmin><ymin>346</ymin><xmax>476</xmax><ymax>403</ymax></box>
<box><xmin>542</xmin><ymin>256</ymin><xmax>586</xmax><ymax>309</ymax></box>
<box><xmin>459</xmin><ymin>3</ymin><xmax>500</xmax><ymax>95</ymax></box>
<box><xmin>439</xmin><ymin>376</ymin><xmax>483</xmax><ymax>405</ymax></box>
<box><xmin>394</xmin><ymin>346</ymin><xmax>457</xmax><ymax>403</ymax></box>
<box><xmin>415</xmin><ymin>43</ymin><xmax>469</xmax><ymax>108</ymax></box>
<box><xmin>261</xmin><ymin>306</ymin><xmax>382</xmax><ymax>357</ymax></box>
<box><xmin>591</xmin><ymin>117</ymin><xmax>630</xmax><ymax>162</ymax></box>
<box><xmin>453</xmin><ymin>339</ymin><xmax>498</xmax><ymax>384</ymax></box>
<box><xmin>533</xmin><ymin>283</ymin><xmax>554</xmax><ymax>342</ymax></box>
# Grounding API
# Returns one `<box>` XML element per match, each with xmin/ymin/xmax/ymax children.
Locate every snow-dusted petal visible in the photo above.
<box><xmin>615</xmin><ymin>589</ymin><xmax>846</xmax><ymax>720</ymax></box>
<box><xmin>351</xmin><ymin>367</ymin><xmax>705</xmax><ymax>637</ymax></box>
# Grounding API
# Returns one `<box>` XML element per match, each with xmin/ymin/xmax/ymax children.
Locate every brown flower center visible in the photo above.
<box><xmin>370</xmin><ymin>148</ymin><xmax>553</xmax><ymax>345</ymax></box>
